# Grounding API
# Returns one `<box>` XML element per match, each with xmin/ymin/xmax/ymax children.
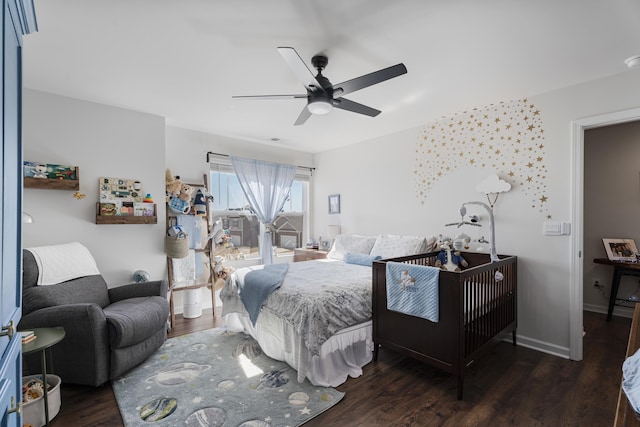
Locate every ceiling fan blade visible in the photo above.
<box><xmin>294</xmin><ymin>106</ymin><xmax>312</xmax><ymax>126</ymax></box>
<box><xmin>333</xmin><ymin>97</ymin><xmax>381</xmax><ymax>117</ymax></box>
<box><xmin>232</xmin><ymin>94</ymin><xmax>307</xmax><ymax>100</ymax></box>
<box><xmin>333</xmin><ymin>63</ymin><xmax>407</xmax><ymax>98</ymax></box>
<box><xmin>277</xmin><ymin>47</ymin><xmax>325</xmax><ymax>92</ymax></box>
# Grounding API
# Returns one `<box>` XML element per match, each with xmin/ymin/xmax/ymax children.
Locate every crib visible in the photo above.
<box><xmin>372</xmin><ymin>251</ymin><xmax>517</xmax><ymax>399</ymax></box>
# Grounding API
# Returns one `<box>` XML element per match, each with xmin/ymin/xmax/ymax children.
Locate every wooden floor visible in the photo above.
<box><xmin>48</xmin><ymin>309</ymin><xmax>630</xmax><ymax>427</ymax></box>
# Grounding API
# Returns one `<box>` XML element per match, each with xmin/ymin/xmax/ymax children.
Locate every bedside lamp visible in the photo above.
<box><xmin>22</xmin><ymin>211</ymin><xmax>34</xmax><ymax>224</ymax></box>
<box><xmin>327</xmin><ymin>225</ymin><xmax>341</xmax><ymax>246</ymax></box>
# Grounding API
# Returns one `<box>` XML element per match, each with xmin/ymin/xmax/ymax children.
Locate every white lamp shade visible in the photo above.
<box><xmin>22</xmin><ymin>211</ymin><xmax>34</xmax><ymax>224</ymax></box>
<box><xmin>327</xmin><ymin>225</ymin><xmax>341</xmax><ymax>240</ymax></box>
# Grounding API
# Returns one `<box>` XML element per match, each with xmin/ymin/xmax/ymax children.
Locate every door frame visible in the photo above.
<box><xmin>570</xmin><ymin>106</ymin><xmax>640</xmax><ymax>361</ymax></box>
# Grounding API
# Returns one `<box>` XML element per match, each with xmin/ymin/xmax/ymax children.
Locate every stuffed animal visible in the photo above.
<box><xmin>193</xmin><ymin>188</ymin><xmax>213</xmax><ymax>216</ymax></box>
<box><xmin>212</xmin><ymin>259</ymin><xmax>235</xmax><ymax>291</ymax></box>
<box><xmin>435</xmin><ymin>241</ymin><xmax>468</xmax><ymax>272</ymax></box>
<box><xmin>165</xmin><ymin>169</ymin><xmax>182</xmax><ymax>200</ymax></box>
<box><xmin>166</xmin><ymin>169</ymin><xmax>195</xmax><ymax>214</ymax></box>
<box><xmin>177</xmin><ymin>182</ymin><xmax>194</xmax><ymax>202</ymax></box>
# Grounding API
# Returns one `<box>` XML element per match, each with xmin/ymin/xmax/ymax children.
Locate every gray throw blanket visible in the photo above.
<box><xmin>238</xmin><ymin>263</ymin><xmax>289</xmax><ymax>325</ymax></box>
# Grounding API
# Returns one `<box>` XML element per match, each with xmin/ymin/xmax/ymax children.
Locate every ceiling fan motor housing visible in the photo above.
<box><xmin>311</xmin><ymin>54</ymin><xmax>328</xmax><ymax>71</ymax></box>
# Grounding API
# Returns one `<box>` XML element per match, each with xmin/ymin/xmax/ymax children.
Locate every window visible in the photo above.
<box><xmin>209</xmin><ymin>168</ymin><xmax>309</xmax><ymax>260</ymax></box>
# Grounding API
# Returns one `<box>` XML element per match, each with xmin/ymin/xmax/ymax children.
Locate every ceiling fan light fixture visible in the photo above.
<box><xmin>307</xmin><ymin>99</ymin><xmax>333</xmax><ymax>115</ymax></box>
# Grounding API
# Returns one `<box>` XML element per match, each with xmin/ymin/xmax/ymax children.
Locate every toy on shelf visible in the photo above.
<box><xmin>143</xmin><ymin>193</ymin><xmax>154</xmax><ymax>203</ymax></box>
<box><xmin>193</xmin><ymin>189</ymin><xmax>206</xmax><ymax>215</ymax></box>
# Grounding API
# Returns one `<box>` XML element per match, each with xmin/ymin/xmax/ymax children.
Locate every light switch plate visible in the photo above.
<box><xmin>543</xmin><ymin>221</ymin><xmax>562</xmax><ymax>235</ymax></box>
<box><xmin>543</xmin><ymin>221</ymin><xmax>571</xmax><ymax>236</ymax></box>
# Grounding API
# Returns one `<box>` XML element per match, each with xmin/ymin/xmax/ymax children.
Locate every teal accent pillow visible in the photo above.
<box><xmin>343</xmin><ymin>252</ymin><xmax>382</xmax><ymax>266</ymax></box>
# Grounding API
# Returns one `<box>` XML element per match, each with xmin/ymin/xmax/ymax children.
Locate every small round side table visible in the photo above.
<box><xmin>21</xmin><ymin>327</ymin><xmax>65</xmax><ymax>426</ymax></box>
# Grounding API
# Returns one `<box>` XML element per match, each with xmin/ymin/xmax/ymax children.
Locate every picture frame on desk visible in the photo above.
<box><xmin>602</xmin><ymin>238</ymin><xmax>639</xmax><ymax>262</ymax></box>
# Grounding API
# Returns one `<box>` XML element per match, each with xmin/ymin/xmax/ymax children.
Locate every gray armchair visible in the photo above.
<box><xmin>19</xmin><ymin>249</ymin><xmax>170</xmax><ymax>387</ymax></box>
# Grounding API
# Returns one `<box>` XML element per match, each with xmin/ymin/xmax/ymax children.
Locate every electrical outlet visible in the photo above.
<box><xmin>594</xmin><ymin>280</ymin><xmax>602</xmax><ymax>288</ymax></box>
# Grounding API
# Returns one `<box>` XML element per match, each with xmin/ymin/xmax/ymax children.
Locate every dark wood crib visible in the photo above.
<box><xmin>372</xmin><ymin>251</ymin><xmax>518</xmax><ymax>399</ymax></box>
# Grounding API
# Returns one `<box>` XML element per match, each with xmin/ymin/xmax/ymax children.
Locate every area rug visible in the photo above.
<box><xmin>112</xmin><ymin>328</ymin><xmax>344</xmax><ymax>426</ymax></box>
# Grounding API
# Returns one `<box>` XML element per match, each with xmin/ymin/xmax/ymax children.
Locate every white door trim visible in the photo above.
<box><xmin>570</xmin><ymin>107</ymin><xmax>640</xmax><ymax>361</ymax></box>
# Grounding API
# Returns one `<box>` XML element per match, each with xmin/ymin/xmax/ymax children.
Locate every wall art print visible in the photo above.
<box><xmin>414</xmin><ymin>98</ymin><xmax>551</xmax><ymax>218</ymax></box>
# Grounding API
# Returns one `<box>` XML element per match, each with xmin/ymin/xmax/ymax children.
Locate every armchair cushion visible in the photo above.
<box><xmin>104</xmin><ymin>296</ymin><xmax>169</xmax><ymax>348</ymax></box>
<box><xmin>23</xmin><ymin>275</ymin><xmax>110</xmax><ymax>315</ymax></box>
<box><xmin>108</xmin><ymin>279</ymin><xmax>168</xmax><ymax>302</ymax></box>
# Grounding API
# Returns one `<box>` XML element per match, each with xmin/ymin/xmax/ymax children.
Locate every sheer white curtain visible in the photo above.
<box><xmin>230</xmin><ymin>156</ymin><xmax>296</xmax><ymax>265</ymax></box>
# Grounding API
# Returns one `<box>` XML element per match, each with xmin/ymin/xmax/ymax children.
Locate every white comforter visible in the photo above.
<box><xmin>221</xmin><ymin>258</ymin><xmax>372</xmax><ymax>355</ymax></box>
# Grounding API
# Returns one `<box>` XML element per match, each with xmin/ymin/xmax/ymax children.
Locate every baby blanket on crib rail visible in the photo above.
<box><xmin>385</xmin><ymin>261</ymin><xmax>440</xmax><ymax>322</ymax></box>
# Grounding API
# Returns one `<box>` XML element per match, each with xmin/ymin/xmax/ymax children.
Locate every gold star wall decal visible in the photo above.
<box><xmin>414</xmin><ymin>99</ymin><xmax>550</xmax><ymax>217</ymax></box>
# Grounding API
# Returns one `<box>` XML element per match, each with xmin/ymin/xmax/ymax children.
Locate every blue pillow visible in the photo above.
<box><xmin>343</xmin><ymin>252</ymin><xmax>382</xmax><ymax>266</ymax></box>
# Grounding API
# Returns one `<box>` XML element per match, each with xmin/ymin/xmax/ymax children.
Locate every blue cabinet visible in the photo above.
<box><xmin>0</xmin><ymin>339</ymin><xmax>21</xmax><ymax>426</ymax></box>
<box><xmin>0</xmin><ymin>0</ymin><xmax>36</xmax><ymax>425</ymax></box>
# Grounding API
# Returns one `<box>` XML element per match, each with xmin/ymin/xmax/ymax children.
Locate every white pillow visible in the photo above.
<box><xmin>327</xmin><ymin>234</ymin><xmax>378</xmax><ymax>260</ymax></box>
<box><xmin>388</xmin><ymin>235</ymin><xmax>438</xmax><ymax>253</ymax></box>
<box><xmin>422</xmin><ymin>235</ymin><xmax>438</xmax><ymax>252</ymax></box>
<box><xmin>370</xmin><ymin>235</ymin><xmax>427</xmax><ymax>259</ymax></box>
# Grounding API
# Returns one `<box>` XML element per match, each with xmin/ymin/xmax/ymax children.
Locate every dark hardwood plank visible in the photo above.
<box><xmin>49</xmin><ymin>310</ymin><xmax>629</xmax><ymax>427</ymax></box>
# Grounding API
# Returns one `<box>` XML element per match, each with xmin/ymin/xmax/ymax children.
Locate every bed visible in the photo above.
<box><xmin>372</xmin><ymin>251</ymin><xmax>518</xmax><ymax>399</ymax></box>
<box><xmin>220</xmin><ymin>233</ymin><xmax>436</xmax><ymax>387</ymax></box>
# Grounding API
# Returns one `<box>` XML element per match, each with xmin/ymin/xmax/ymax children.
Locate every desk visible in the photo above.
<box><xmin>593</xmin><ymin>258</ymin><xmax>640</xmax><ymax>321</ymax></box>
<box><xmin>21</xmin><ymin>327</ymin><xmax>65</xmax><ymax>426</ymax></box>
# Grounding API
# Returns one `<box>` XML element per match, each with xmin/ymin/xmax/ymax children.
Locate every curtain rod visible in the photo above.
<box><xmin>206</xmin><ymin>151</ymin><xmax>316</xmax><ymax>173</ymax></box>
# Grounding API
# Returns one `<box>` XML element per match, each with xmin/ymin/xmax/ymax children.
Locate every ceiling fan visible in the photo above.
<box><xmin>232</xmin><ymin>47</ymin><xmax>408</xmax><ymax>126</ymax></box>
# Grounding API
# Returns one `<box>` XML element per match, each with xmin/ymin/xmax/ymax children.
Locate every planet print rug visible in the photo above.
<box><xmin>112</xmin><ymin>328</ymin><xmax>344</xmax><ymax>426</ymax></box>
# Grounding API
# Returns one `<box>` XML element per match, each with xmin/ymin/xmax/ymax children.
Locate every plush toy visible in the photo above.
<box><xmin>165</xmin><ymin>169</ymin><xmax>182</xmax><ymax>200</ymax></box>
<box><xmin>193</xmin><ymin>188</ymin><xmax>213</xmax><ymax>216</ymax></box>
<box><xmin>166</xmin><ymin>169</ymin><xmax>195</xmax><ymax>214</ymax></box>
<box><xmin>434</xmin><ymin>241</ymin><xmax>468</xmax><ymax>272</ymax></box>
<box><xmin>177</xmin><ymin>182</ymin><xmax>194</xmax><ymax>202</ymax></box>
<box><xmin>212</xmin><ymin>257</ymin><xmax>235</xmax><ymax>291</ymax></box>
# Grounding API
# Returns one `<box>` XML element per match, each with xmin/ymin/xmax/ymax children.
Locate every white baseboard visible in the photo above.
<box><xmin>584</xmin><ymin>302</ymin><xmax>634</xmax><ymax>319</ymax></box>
<box><xmin>506</xmin><ymin>334</ymin><xmax>570</xmax><ymax>359</ymax></box>
<box><xmin>502</xmin><ymin>304</ymin><xmax>635</xmax><ymax>360</ymax></box>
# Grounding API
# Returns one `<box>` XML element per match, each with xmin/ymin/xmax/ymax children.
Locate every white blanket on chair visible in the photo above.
<box><xmin>26</xmin><ymin>242</ymin><xmax>101</xmax><ymax>286</ymax></box>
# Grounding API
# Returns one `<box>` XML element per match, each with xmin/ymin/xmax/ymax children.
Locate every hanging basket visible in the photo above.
<box><xmin>166</xmin><ymin>233</ymin><xmax>189</xmax><ymax>259</ymax></box>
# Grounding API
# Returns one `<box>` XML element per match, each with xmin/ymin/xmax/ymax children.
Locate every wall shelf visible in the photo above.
<box><xmin>24</xmin><ymin>167</ymin><xmax>80</xmax><ymax>190</ymax></box>
<box><xmin>95</xmin><ymin>203</ymin><xmax>157</xmax><ymax>224</ymax></box>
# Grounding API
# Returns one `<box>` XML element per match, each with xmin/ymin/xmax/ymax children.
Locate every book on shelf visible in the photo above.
<box><xmin>20</xmin><ymin>330</ymin><xmax>34</xmax><ymax>338</ymax></box>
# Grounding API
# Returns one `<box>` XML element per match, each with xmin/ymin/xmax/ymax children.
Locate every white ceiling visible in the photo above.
<box><xmin>23</xmin><ymin>0</ymin><xmax>640</xmax><ymax>153</ymax></box>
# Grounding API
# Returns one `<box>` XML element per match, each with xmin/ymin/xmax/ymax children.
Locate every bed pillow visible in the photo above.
<box><xmin>344</xmin><ymin>252</ymin><xmax>382</xmax><ymax>266</ymax></box>
<box><xmin>389</xmin><ymin>234</ymin><xmax>439</xmax><ymax>253</ymax></box>
<box><xmin>327</xmin><ymin>234</ymin><xmax>378</xmax><ymax>261</ymax></box>
<box><xmin>419</xmin><ymin>235</ymin><xmax>438</xmax><ymax>252</ymax></box>
<box><xmin>370</xmin><ymin>235</ymin><xmax>427</xmax><ymax>259</ymax></box>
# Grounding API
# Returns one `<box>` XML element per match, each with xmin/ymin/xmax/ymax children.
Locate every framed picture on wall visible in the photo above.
<box><xmin>328</xmin><ymin>194</ymin><xmax>340</xmax><ymax>214</ymax></box>
<box><xmin>602</xmin><ymin>238</ymin><xmax>639</xmax><ymax>261</ymax></box>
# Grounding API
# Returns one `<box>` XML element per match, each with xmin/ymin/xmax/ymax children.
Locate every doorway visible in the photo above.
<box><xmin>570</xmin><ymin>107</ymin><xmax>640</xmax><ymax>361</ymax></box>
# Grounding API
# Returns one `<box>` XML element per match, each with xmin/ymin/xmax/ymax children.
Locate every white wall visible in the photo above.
<box><xmin>313</xmin><ymin>70</ymin><xmax>640</xmax><ymax>357</ymax></box>
<box><xmin>22</xmin><ymin>89</ymin><xmax>167</xmax><ymax>286</ymax></box>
